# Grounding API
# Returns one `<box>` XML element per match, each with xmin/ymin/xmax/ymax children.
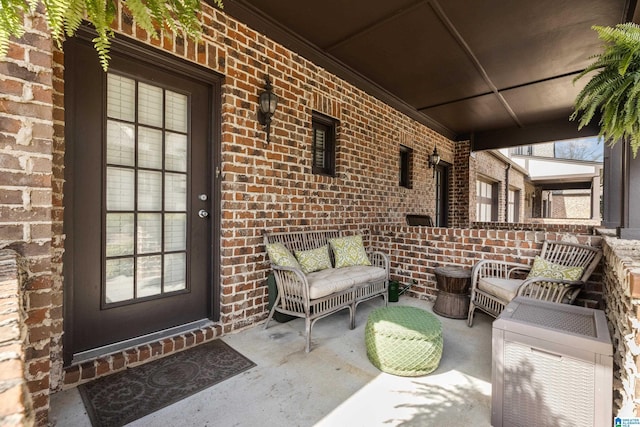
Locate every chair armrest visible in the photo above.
<box><xmin>368</xmin><ymin>251</ymin><xmax>390</xmax><ymax>277</ymax></box>
<box><xmin>517</xmin><ymin>277</ymin><xmax>584</xmax><ymax>304</ymax></box>
<box><xmin>271</xmin><ymin>264</ymin><xmax>310</xmax><ymax>303</ymax></box>
<box><xmin>471</xmin><ymin>260</ymin><xmax>531</xmax><ymax>283</ymax></box>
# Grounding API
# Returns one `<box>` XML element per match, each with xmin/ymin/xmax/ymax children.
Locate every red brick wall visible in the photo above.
<box><xmin>23</xmin><ymin>1</ymin><xmax>460</xmax><ymax>399</ymax></box>
<box><xmin>371</xmin><ymin>224</ymin><xmax>603</xmax><ymax>304</ymax></box>
<box><xmin>0</xmin><ymin>3</ymin><xmax>609</xmax><ymax>424</ymax></box>
<box><xmin>451</xmin><ymin>141</ymin><xmax>471</xmax><ymax>227</ymax></box>
<box><xmin>0</xmin><ymin>7</ymin><xmax>55</xmax><ymax>425</ymax></box>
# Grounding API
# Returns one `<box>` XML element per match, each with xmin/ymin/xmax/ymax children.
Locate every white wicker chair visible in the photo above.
<box><xmin>467</xmin><ymin>240</ymin><xmax>602</xmax><ymax>326</ymax></box>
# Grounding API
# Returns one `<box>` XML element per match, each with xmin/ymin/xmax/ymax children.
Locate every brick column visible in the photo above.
<box><xmin>0</xmin><ymin>8</ymin><xmax>55</xmax><ymax>426</ymax></box>
<box><xmin>450</xmin><ymin>141</ymin><xmax>472</xmax><ymax>227</ymax></box>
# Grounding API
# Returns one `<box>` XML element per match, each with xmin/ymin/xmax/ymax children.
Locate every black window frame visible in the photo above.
<box><xmin>312</xmin><ymin>112</ymin><xmax>337</xmax><ymax>176</ymax></box>
<box><xmin>476</xmin><ymin>178</ymin><xmax>499</xmax><ymax>222</ymax></box>
<box><xmin>399</xmin><ymin>145</ymin><xmax>413</xmax><ymax>188</ymax></box>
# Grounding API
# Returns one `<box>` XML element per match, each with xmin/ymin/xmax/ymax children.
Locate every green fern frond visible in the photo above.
<box><xmin>573</xmin><ymin>23</ymin><xmax>640</xmax><ymax>156</ymax></box>
<box><xmin>63</xmin><ymin>0</ymin><xmax>86</xmax><ymax>37</ymax></box>
<box><xmin>1</xmin><ymin>0</ymin><xmax>222</xmax><ymax>69</ymax></box>
<box><xmin>124</xmin><ymin>0</ymin><xmax>157</xmax><ymax>37</ymax></box>
<box><xmin>0</xmin><ymin>0</ymin><xmax>30</xmax><ymax>57</ymax></box>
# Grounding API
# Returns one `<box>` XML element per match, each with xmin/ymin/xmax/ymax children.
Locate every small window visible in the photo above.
<box><xmin>476</xmin><ymin>179</ymin><xmax>498</xmax><ymax>222</ymax></box>
<box><xmin>508</xmin><ymin>189</ymin><xmax>520</xmax><ymax>222</ymax></box>
<box><xmin>399</xmin><ymin>145</ymin><xmax>413</xmax><ymax>188</ymax></box>
<box><xmin>312</xmin><ymin>112</ymin><xmax>336</xmax><ymax>176</ymax></box>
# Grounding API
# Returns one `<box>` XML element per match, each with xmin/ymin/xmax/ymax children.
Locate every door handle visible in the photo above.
<box><xmin>198</xmin><ymin>209</ymin><xmax>209</xmax><ymax>218</ymax></box>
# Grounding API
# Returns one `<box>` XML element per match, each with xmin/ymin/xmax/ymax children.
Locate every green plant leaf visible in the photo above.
<box><xmin>0</xmin><ymin>0</ymin><xmax>223</xmax><ymax>70</ymax></box>
<box><xmin>573</xmin><ymin>23</ymin><xmax>640</xmax><ymax>156</ymax></box>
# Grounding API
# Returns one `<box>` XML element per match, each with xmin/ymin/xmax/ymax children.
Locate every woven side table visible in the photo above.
<box><xmin>365</xmin><ymin>306</ymin><xmax>443</xmax><ymax>376</ymax></box>
<box><xmin>433</xmin><ymin>266</ymin><xmax>471</xmax><ymax>319</ymax></box>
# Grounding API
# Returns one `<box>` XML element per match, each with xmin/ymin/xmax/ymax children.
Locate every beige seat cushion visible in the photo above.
<box><xmin>306</xmin><ymin>266</ymin><xmax>386</xmax><ymax>299</ymax></box>
<box><xmin>477</xmin><ymin>277</ymin><xmax>524</xmax><ymax>302</ymax></box>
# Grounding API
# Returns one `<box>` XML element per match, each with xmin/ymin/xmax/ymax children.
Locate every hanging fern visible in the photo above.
<box><xmin>572</xmin><ymin>23</ymin><xmax>640</xmax><ymax>157</ymax></box>
<box><xmin>0</xmin><ymin>0</ymin><xmax>224</xmax><ymax>71</ymax></box>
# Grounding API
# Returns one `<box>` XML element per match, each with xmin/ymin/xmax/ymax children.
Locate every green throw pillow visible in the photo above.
<box><xmin>329</xmin><ymin>234</ymin><xmax>372</xmax><ymax>268</ymax></box>
<box><xmin>295</xmin><ymin>245</ymin><xmax>333</xmax><ymax>274</ymax></box>
<box><xmin>266</xmin><ymin>242</ymin><xmax>301</xmax><ymax>270</ymax></box>
<box><xmin>526</xmin><ymin>256</ymin><xmax>583</xmax><ymax>281</ymax></box>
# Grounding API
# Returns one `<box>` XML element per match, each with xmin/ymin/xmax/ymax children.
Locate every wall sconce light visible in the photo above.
<box><xmin>428</xmin><ymin>146</ymin><xmax>440</xmax><ymax>177</ymax></box>
<box><xmin>257</xmin><ymin>75</ymin><xmax>279</xmax><ymax>143</ymax></box>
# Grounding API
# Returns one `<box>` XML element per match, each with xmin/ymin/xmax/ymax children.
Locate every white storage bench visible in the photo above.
<box><xmin>264</xmin><ymin>229</ymin><xmax>389</xmax><ymax>352</ymax></box>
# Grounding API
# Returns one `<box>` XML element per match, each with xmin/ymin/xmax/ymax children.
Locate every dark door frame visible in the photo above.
<box><xmin>62</xmin><ymin>27</ymin><xmax>223</xmax><ymax>365</ymax></box>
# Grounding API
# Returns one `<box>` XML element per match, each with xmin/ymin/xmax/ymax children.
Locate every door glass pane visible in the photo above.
<box><xmin>165</xmin><ymin>91</ymin><xmax>188</xmax><ymax>132</ymax></box>
<box><xmin>104</xmin><ymin>77</ymin><xmax>195</xmax><ymax>306</ymax></box>
<box><xmin>106</xmin><ymin>167</ymin><xmax>135</xmax><ymax>211</ymax></box>
<box><xmin>137</xmin><ymin>213</ymin><xmax>162</xmax><ymax>254</ymax></box>
<box><xmin>106</xmin><ymin>213</ymin><xmax>134</xmax><ymax>256</ymax></box>
<box><xmin>138</xmin><ymin>127</ymin><xmax>163</xmax><ymax>169</ymax></box>
<box><xmin>107</xmin><ymin>121</ymin><xmax>135</xmax><ymax>166</ymax></box>
<box><xmin>165</xmin><ymin>253</ymin><xmax>186</xmax><ymax>292</ymax></box>
<box><xmin>165</xmin><ymin>213</ymin><xmax>186</xmax><ymax>251</ymax></box>
<box><xmin>165</xmin><ymin>132</ymin><xmax>187</xmax><ymax>172</ymax></box>
<box><xmin>138</xmin><ymin>83</ymin><xmax>163</xmax><ymax>127</ymax></box>
<box><xmin>137</xmin><ymin>255</ymin><xmax>162</xmax><ymax>297</ymax></box>
<box><xmin>165</xmin><ymin>173</ymin><xmax>186</xmax><ymax>211</ymax></box>
<box><xmin>105</xmin><ymin>258</ymin><xmax>134</xmax><ymax>303</ymax></box>
<box><xmin>107</xmin><ymin>74</ymin><xmax>135</xmax><ymax>121</ymax></box>
<box><xmin>138</xmin><ymin>170</ymin><xmax>162</xmax><ymax>211</ymax></box>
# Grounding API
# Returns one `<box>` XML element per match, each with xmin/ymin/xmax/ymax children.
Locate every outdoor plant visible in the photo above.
<box><xmin>0</xmin><ymin>0</ymin><xmax>223</xmax><ymax>71</ymax></box>
<box><xmin>572</xmin><ymin>23</ymin><xmax>640</xmax><ymax>156</ymax></box>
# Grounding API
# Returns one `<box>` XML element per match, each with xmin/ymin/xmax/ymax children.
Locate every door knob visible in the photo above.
<box><xmin>198</xmin><ymin>209</ymin><xmax>209</xmax><ymax>218</ymax></box>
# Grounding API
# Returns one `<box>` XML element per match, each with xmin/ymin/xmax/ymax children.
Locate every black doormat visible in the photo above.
<box><xmin>79</xmin><ymin>339</ymin><xmax>255</xmax><ymax>427</ymax></box>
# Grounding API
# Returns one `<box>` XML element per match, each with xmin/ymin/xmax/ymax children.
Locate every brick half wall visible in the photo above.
<box><xmin>602</xmin><ymin>236</ymin><xmax>640</xmax><ymax>416</ymax></box>
<box><xmin>0</xmin><ymin>250</ymin><xmax>33</xmax><ymax>427</ymax></box>
<box><xmin>370</xmin><ymin>225</ymin><xmax>603</xmax><ymax>305</ymax></box>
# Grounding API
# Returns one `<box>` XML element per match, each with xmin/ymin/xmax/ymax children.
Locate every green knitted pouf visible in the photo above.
<box><xmin>365</xmin><ymin>306</ymin><xmax>443</xmax><ymax>376</ymax></box>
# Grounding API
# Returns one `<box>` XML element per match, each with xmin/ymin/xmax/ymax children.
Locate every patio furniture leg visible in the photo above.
<box><xmin>467</xmin><ymin>301</ymin><xmax>476</xmax><ymax>327</ymax></box>
<box><xmin>264</xmin><ymin>293</ymin><xmax>280</xmax><ymax>330</ymax></box>
<box><xmin>349</xmin><ymin>305</ymin><xmax>355</xmax><ymax>330</ymax></box>
<box><xmin>305</xmin><ymin>317</ymin><xmax>312</xmax><ymax>353</ymax></box>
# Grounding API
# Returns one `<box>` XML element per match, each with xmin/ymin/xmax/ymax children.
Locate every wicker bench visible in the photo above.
<box><xmin>264</xmin><ymin>229</ymin><xmax>389</xmax><ymax>352</ymax></box>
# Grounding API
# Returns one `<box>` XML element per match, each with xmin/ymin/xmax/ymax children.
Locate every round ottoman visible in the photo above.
<box><xmin>365</xmin><ymin>306</ymin><xmax>443</xmax><ymax>376</ymax></box>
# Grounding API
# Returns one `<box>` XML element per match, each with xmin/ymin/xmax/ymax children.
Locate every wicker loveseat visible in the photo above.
<box><xmin>264</xmin><ymin>229</ymin><xmax>389</xmax><ymax>352</ymax></box>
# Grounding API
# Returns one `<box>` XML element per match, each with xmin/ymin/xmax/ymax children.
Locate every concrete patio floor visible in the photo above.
<box><xmin>49</xmin><ymin>296</ymin><xmax>494</xmax><ymax>426</ymax></box>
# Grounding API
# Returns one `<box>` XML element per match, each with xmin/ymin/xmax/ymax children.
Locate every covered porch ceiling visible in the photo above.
<box><xmin>224</xmin><ymin>0</ymin><xmax>637</xmax><ymax>150</ymax></box>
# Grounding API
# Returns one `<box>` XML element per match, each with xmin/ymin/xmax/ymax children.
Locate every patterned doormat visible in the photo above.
<box><xmin>79</xmin><ymin>339</ymin><xmax>255</xmax><ymax>427</ymax></box>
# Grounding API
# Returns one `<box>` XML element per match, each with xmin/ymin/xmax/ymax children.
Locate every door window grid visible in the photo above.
<box><xmin>105</xmin><ymin>73</ymin><xmax>189</xmax><ymax>305</ymax></box>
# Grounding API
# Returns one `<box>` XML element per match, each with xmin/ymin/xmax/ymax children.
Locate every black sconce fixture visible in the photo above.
<box><xmin>428</xmin><ymin>146</ymin><xmax>441</xmax><ymax>177</ymax></box>
<box><xmin>257</xmin><ymin>75</ymin><xmax>279</xmax><ymax>143</ymax></box>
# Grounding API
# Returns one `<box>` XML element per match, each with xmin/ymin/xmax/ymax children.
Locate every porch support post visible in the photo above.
<box><xmin>618</xmin><ymin>141</ymin><xmax>640</xmax><ymax>239</ymax></box>
<box><xmin>602</xmin><ymin>143</ymin><xmax>622</xmax><ymax>229</ymax></box>
<box><xmin>591</xmin><ymin>171</ymin><xmax>601</xmax><ymax>221</ymax></box>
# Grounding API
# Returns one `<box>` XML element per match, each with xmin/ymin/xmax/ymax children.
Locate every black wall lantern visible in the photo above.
<box><xmin>428</xmin><ymin>146</ymin><xmax>440</xmax><ymax>178</ymax></box>
<box><xmin>258</xmin><ymin>75</ymin><xmax>279</xmax><ymax>143</ymax></box>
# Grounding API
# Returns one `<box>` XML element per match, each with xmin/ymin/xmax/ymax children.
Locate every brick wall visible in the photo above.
<box><xmin>0</xmin><ymin>3</ymin><xmax>624</xmax><ymax>424</ymax></box>
<box><xmin>0</xmin><ymin>6</ymin><xmax>54</xmax><ymax>425</ymax></box>
<box><xmin>471</xmin><ymin>221</ymin><xmax>596</xmax><ymax>234</ymax></box>
<box><xmin>602</xmin><ymin>236</ymin><xmax>640</xmax><ymax>417</ymax></box>
<box><xmin>370</xmin><ymin>224</ymin><xmax>603</xmax><ymax>302</ymax></box>
<box><xmin>451</xmin><ymin>141</ymin><xmax>471</xmax><ymax>227</ymax></box>
<box><xmin>0</xmin><ymin>0</ymin><xmax>463</xmax><ymax>410</ymax></box>
<box><xmin>550</xmin><ymin>191</ymin><xmax>592</xmax><ymax>219</ymax></box>
<box><xmin>472</xmin><ymin>151</ymin><xmax>527</xmax><ymax>222</ymax></box>
<box><xmin>0</xmin><ymin>250</ymin><xmax>33</xmax><ymax>427</ymax></box>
